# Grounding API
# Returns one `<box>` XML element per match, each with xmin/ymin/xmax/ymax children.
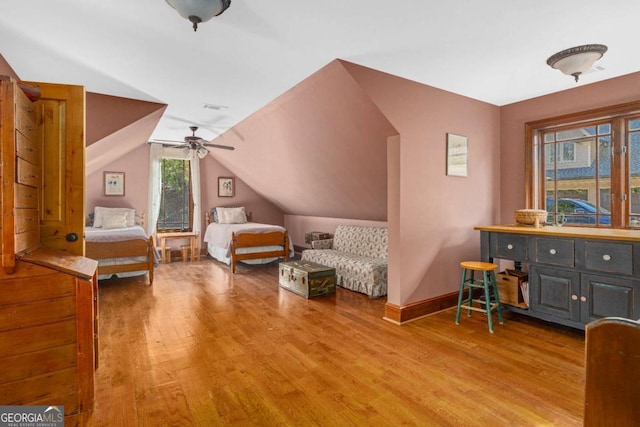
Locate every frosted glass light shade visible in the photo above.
<box><xmin>547</xmin><ymin>44</ymin><xmax>607</xmax><ymax>82</ymax></box>
<box><xmin>166</xmin><ymin>0</ymin><xmax>231</xmax><ymax>31</ymax></box>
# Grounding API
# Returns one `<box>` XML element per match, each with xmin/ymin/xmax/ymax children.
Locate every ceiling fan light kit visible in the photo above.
<box><xmin>150</xmin><ymin>126</ymin><xmax>235</xmax><ymax>154</ymax></box>
<box><xmin>547</xmin><ymin>44</ymin><xmax>608</xmax><ymax>82</ymax></box>
<box><xmin>166</xmin><ymin>0</ymin><xmax>231</xmax><ymax>31</ymax></box>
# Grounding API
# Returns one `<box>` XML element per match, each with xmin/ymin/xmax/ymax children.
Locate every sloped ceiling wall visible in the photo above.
<box><xmin>85</xmin><ymin>94</ymin><xmax>166</xmax><ymax>175</ymax></box>
<box><xmin>210</xmin><ymin>59</ymin><xmax>398</xmax><ymax>221</ymax></box>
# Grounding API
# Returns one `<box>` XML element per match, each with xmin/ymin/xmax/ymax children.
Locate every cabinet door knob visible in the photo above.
<box><xmin>603</xmin><ymin>254</ymin><xmax>611</xmax><ymax>261</ymax></box>
<box><xmin>549</xmin><ymin>249</ymin><xmax>557</xmax><ymax>255</ymax></box>
<box><xmin>571</xmin><ymin>294</ymin><xmax>578</xmax><ymax>301</ymax></box>
<box><xmin>507</xmin><ymin>244</ymin><xmax>513</xmax><ymax>250</ymax></box>
<box><xmin>580</xmin><ymin>296</ymin><xmax>587</xmax><ymax>302</ymax></box>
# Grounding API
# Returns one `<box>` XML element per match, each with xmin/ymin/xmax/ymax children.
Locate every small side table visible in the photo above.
<box><xmin>156</xmin><ymin>231</ymin><xmax>197</xmax><ymax>263</ymax></box>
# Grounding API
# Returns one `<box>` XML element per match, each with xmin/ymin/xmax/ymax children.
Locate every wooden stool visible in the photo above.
<box><xmin>160</xmin><ymin>247</ymin><xmax>172</xmax><ymax>263</ymax></box>
<box><xmin>152</xmin><ymin>234</ymin><xmax>172</xmax><ymax>264</ymax></box>
<box><xmin>455</xmin><ymin>261</ymin><xmax>503</xmax><ymax>333</ymax></box>
<box><xmin>181</xmin><ymin>232</ymin><xmax>201</xmax><ymax>262</ymax></box>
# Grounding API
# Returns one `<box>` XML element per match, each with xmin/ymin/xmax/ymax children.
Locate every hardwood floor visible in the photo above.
<box><xmin>87</xmin><ymin>259</ymin><xmax>585</xmax><ymax>426</ymax></box>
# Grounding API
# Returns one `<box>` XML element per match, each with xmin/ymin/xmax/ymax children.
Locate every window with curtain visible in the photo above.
<box><xmin>526</xmin><ymin>101</ymin><xmax>640</xmax><ymax>229</ymax></box>
<box><xmin>157</xmin><ymin>158</ymin><xmax>193</xmax><ymax>231</ymax></box>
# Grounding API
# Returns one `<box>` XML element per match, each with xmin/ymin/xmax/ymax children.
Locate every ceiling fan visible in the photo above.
<box><xmin>150</xmin><ymin>126</ymin><xmax>234</xmax><ymax>155</ymax></box>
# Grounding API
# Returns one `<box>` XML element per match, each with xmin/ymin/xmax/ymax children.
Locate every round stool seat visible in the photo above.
<box><xmin>460</xmin><ymin>261</ymin><xmax>498</xmax><ymax>271</ymax></box>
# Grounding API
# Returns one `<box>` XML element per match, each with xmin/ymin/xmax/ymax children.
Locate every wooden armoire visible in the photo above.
<box><xmin>0</xmin><ymin>76</ymin><xmax>97</xmax><ymax>425</ymax></box>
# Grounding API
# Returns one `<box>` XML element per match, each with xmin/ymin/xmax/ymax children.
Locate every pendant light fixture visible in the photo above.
<box><xmin>546</xmin><ymin>44</ymin><xmax>608</xmax><ymax>82</ymax></box>
<box><xmin>166</xmin><ymin>0</ymin><xmax>231</xmax><ymax>32</ymax></box>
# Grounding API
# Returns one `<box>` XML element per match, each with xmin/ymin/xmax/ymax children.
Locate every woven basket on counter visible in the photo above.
<box><xmin>514</xmin><ymin>209</ymin><xmax>547</xmax><ymax>227</ymax></box>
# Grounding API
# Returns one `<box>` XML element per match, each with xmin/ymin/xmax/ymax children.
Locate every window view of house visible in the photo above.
<box><xmin>629</xmin><ymin>118</ymin><xmax>640</xmax><ymax>226</ymax></box>
<box><xmin>533</xmin><ymin>109</ymin><xmax>640</xmax><ymax>228</ymax></box>
<box><xmin>543</xmin><ymin>123</ymin><xmax>612</xmax><ymax>226</ymax></box>
<box><xmin>157</xmin><ymin>158</ymin><xmax>193</xmax><ymax>231</ymax></box>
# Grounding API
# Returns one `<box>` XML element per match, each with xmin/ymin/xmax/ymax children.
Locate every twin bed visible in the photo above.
<box><xmin>84</xmin><ymin>206</ymin><xmax>290</xmax><ymax>281</ymax></box>
<box><xmin>84</xmin><ymin>207</ymin><xmax>156</xmax><ymax>284</ymax></box>
<box><xmin>204</xmin><ymin>207</ymin><xmax>292</xmax><ymax>272</ymax></box>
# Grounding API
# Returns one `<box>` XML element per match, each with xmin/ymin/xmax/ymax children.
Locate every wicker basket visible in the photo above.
<box><xmin>514</xmin><ymin>209</ymin><xmax>547</xmax><ymax>227</ymax></box>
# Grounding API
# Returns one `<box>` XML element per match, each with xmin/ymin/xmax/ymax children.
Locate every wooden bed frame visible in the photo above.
<box><xmin>231</xmin><ymin>231</ymin><xmax>290</xmax><ymax>273</ymax></box>
<box><xmin>85</xmin><ymin>212</ymin><xmax>154</xmax><ymax>285</ymax></box>
<box><xmin>85</xmin><ymin>238</ymin><xmax>155</xmax><ymax>285</ymax></box>
<box><xmin>205</xmin><ymin>210</ymin><xmax>289</xmax><ymax>273</ymax></box>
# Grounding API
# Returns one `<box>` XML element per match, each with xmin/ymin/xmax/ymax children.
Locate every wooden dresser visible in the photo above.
<box><xmin>0</xmin><ymin>76</ymin><xmax>96</xmax><ymax>425</ymax></box>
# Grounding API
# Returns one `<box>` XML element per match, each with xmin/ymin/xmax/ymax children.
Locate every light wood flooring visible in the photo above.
<box><xmin>87</xmin><ymin>258</ymin><xmax>585</xmax><ymax>426</ymax></box>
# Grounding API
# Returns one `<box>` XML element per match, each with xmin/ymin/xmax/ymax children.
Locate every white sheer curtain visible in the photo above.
<box><xmin>147</xmin><ymin>145</ymin><xmax>202</xmax><ymax>237</ymax></box>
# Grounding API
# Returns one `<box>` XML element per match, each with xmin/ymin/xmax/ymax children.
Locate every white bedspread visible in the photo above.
<box><xmin>84</xmin><ymin>225</ymin><xmax>148</xmax><ymax>242</ymax></box>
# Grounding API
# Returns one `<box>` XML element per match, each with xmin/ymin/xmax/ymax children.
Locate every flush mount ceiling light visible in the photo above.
<box><xmin>547</xmin><ymin>44</ymin><xmax>608</xmax><ymax>82</ymax></box>
<box><xmin>166</xmin><ymin>0</ymin><xmax>231</xmax><ymax>32</ymax></box>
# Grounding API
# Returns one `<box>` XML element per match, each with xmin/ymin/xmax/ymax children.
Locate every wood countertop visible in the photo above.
<box><xmin>475</xmin><ymin>224</ymin><xmax>640</xmax><ymax>242</ymax></box>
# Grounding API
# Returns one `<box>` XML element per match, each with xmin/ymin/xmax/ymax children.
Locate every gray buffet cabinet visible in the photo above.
<box><xmin>476</xmin><ymin>225</ymin><xmax>640</xmax><ymax>330</ymax></box>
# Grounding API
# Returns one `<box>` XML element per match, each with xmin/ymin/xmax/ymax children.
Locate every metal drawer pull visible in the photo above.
<box><xmin>571</xmin><ymin>294</ymin><xmax>578</xmax><ymax>301</ymax></box>
<box><xmin>549</xmin><ymin>249</ymin><xmax>557</xmax><ymax>255</ymax></box>
<box><xmin>507</xmin><ymin>244</ymin><xmax>513</xmax><ymax>250</ymax></box>
<box><xmin>602</xmin><ymin>254</ymin><xmax>611</xmax><ymax>261</ymax></box>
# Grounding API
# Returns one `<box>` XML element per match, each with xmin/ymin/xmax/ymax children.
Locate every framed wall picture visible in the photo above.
<box><xmin>218</xmin><ymin>177</ymin><xmax>235</xmax><ymax>197</ymax></box>
<box><xmin>104</xmin><ymin>171</ymin><xmax>125</xmax><ymax>196</ymax></box>
<box><xmin>446</xmin><ymin>133</ymin><xmax>468</xmax><ymax>177</ymax></box>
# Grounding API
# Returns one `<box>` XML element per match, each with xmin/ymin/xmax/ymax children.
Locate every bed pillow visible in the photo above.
<box><xmin>216</xmin><ymin>206</ymin><xmax>247</xmax><ymax>224</ymax></box>
<box><xmin>101</xmin><ymin>210</ymin><xmax>129</xmax><ymax>229</ymax></box>
<box><xmin>93</xmin><ymin>207</ymin><xmax>135</xmax><ymax>228</ymax></box>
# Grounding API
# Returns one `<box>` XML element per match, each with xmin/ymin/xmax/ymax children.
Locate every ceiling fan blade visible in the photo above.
<box><xmin>203</xmin><ymin>143</ymin><xmax>235</xmax><ymax>151</ymax></box>
<box><xmin>151</xmin><ymin>139</ymin><xmax>186</xmax><ymax>144</ymax></box>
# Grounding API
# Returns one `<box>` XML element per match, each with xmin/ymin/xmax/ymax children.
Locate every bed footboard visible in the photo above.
<box><xmin>85</xmin><ymin>238</ymin><xmax>154</xmax><ymax>285</ymax></box>
<box><xmin>231</xmin><ymin>231</ymin><xmax>290</xmax><ymax>273</ymax></box>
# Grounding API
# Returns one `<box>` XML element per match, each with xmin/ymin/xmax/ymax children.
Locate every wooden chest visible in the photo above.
<box><xmin>279</xmin><ymin>260</ymin><xmax>336</xmax><ymax>298</ymax></box>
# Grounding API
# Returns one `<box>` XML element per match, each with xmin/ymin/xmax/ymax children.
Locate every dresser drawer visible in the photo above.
<box><xmin>15</xmin><ymin>209</ymin><xmax>38</xmax><ymax>234</ymax></box>
<box><xmin>15</xmin><ymin>95</ymin><xmax>36</xmax><ymax>141</ymax></box>
<box><xmin>535</xmin><ymin>237</ymin><xmax>575</xmax><ymax>267</ymax></box>
<box><xmin>16</xmin><ymin>158</ymin><xmax>40</xmax><ymax>187</ymax></box>
<box><xmin>15</xmin><ymin>184</ymin><xmax>38</xmax><ymax>209</ymax></box>
<box><xmin>15</xmin><ymin>229</ymin><xmax>39</xmax><ymax>254</ymax></box>
<box><xmin>584</xmin><ymin>241</ymin><xmax>633</xmax><ymax>276</ymax></box>
<box><xmin>16</xmin><ymin>132</ymin><xmax>40</xmax><ymax>166</ymax></box>
<box><xmin>493</xmin><ymin>233</ymin><xmax>528</xmax><ymax>261</ymax></box>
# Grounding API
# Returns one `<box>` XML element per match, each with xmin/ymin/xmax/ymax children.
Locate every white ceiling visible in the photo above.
<box><xmin>1</xmin><ymin>0</ymin><xmax>639</xmax><ymax>143</ymax></box>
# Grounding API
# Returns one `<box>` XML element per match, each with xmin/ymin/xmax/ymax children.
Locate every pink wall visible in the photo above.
<box><xmin>86</xmin><ymin>144</ymin><xmax>285</xmax><ymax>246</ymax></box>
<box><xmin>206</xmin><ymin>60</ymin><xmax>397</xmax><ymax>222</ymax></box>
<box><xmin>341</xmin><ymin>62</ymin><xmax>502</xmax><ymax>306</ymax></box>
<box><xmin>86</xmin><ymin>144</ymin><xmax>149</xmax><ymax>221</ymax></box>
<box><xmin>500</xmin><ymin>71</ymin><xmax>640</xmax><ymax>224</ymax></box>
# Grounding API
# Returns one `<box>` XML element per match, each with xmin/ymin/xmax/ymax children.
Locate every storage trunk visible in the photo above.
<box><xmin>279</xmin><ymin>260</ymin><xmax>336</xmax><ymax>298</ymax></box>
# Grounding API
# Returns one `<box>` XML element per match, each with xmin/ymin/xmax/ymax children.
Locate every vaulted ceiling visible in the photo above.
<box><xmin>2</xmin><ymin>1</ymin><xmax>640</xmax><ymax>220</ymax></box>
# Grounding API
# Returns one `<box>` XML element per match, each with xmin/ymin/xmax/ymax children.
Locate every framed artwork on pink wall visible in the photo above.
<box><xmin>446</xmin><ymin>133</ymin><xmax>468</xmax><ymax>177</ymax></box>
<box><xmin>104</xmin><ymin>171</ymin><xmax>125</xmax><ymax>196</ymax></box>
<box><xmin>218</xmin><ymin>177</ymin><xmax>235</xmax><ymax>197</ymax></box>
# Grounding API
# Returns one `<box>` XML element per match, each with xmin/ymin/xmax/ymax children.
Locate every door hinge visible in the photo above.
<box><xmin>622</xmin><ymin>145</ymin><xmax>628</xmax><ymax>154</ymax></box>
<box><xmin>622</xmin><ymin>193</ymin><xmax>628</xmax><ymax>201</ymax></box>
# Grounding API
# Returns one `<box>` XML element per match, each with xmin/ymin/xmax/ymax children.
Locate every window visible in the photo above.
<box><xmin>526</xmin><ymin>101</ymin><xmax>640</xmax><ymax>229</ymax></box>
<box><xmin>157</xmin><ymin>158</ymin><xmax>193</xmax><ymax>231</ymax></box>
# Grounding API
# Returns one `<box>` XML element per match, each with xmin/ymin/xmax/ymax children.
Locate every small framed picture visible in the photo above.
<box><xmin>218</xmin><ymin>177</ymin><xmax>235</xmax><ymax>197</ymax></box>
<box><xmin>446</xmin><ymin>133</ymin><xmax>468</xmax><ymax>177</ymax></box>
<box><xmin>104</xmin><ymin>171</ymin><xmax>125</xmax><ymax>196</ymax></box>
